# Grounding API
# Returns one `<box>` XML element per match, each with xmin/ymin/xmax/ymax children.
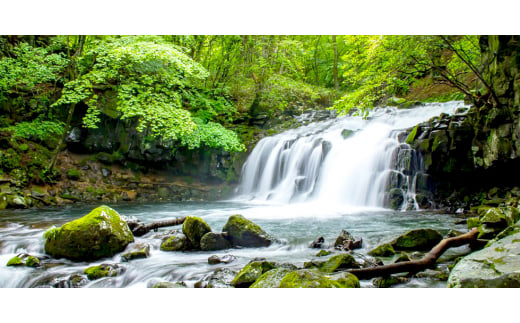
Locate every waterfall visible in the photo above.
<box><xmin>235</xmin><ymin>101</ymin><xmax>469</xmax><ymax>210</ymax></box>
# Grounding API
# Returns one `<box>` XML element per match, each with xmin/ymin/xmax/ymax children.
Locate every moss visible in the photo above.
<box><xmin>121</xmin><ymin>244</ymin><xmax>150</xmax><ymax>261</ymax></box>
<box><xmin>278</xmin><ymin>269</ymin><xmax>359</xmax><ymax>288</ymax></box>
<box><xmin>318</xmin><ymin>253</ymin><xmax>358</xmax><ymax>273</ymax></box>
<box><xmin>222</xmin><ymin>214</ymin><xmax>273</xmax><ymax>247</ymax></box>
<box><xmin>373</xmin><ymin>276</ymin><xmax>409</xmax><ymax>288</ymax></box>
<box><xmin>406</xmin><ymin>124</ymin><xmax>419</xmax><ymax>145</ymax></box>
<box><xmin>467</xmin><ymin>217</ymin><xmax>482</xmax><ymax>230</ymax></box>
<box><xmin>84</xmin><ymin>264</ymin><xmax>120</xmax><ymax>280</ymax></box>
<box><xmin>182</xmin><ymin>216</ymin><xmax>211</xmax><ymax>249</ymax></box>
<box><xmin>231</xmin><ymin>261</ymin><xmax>276</xmax><ymax>288</ymax></box>
<box><xmin>160</xmin><ymin>234</ymin><xmax>190</xmax><ymax>251</ymax></box>
<box><xmin>200</xmin><ymin>232</ymin><xmax>232</xmax><ymax>251</ymax></box>
<box><xmin>6</xmin><ymin>256</ymin><xmax>23</xmax><ymax>266</ymax></box>
<box><xmin>316</xmin><ymin>249</ymin><xmax>332</xmax><ymax>257</ymax></box>
<box><xmin>44</xmin><ymin>205</ymin><xmax>134</xmax><ymax>261</ymax></box>
<box><xmin>250</xmin><ymin>268</ymin><xmax>294</xmax><ymax>288</ymax></box>
<box><xmin>66</xmin><ymin>168</ymin><xmax>81</xmax><ymax>180</ymax></box>
<box><xmin>25</xmin><ymin>256</ymin><xmax>40</xmax><ymax>267</ymax></box>
<box><xmin>391</xmin><ymin>228</ymin><xmax>443</xmax><ymax>251</ymax></box>
<box><xmin>368</xmin><ymin>243</ymin><xmax>396</xmax><ymax>257</ymax></box>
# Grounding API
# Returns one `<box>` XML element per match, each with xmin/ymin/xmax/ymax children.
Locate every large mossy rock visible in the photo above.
<box><xmin>160</xmin><ymin>233</ymin><xmax>191</xmax><ymax>251</ymax></box>
<box><xmin>319</xmin><ymin>253</ymin><xmax>359</xmax><ymax>273</ymax></box>
<box><xmin>390</xmin><ymin>228</ymin><xmax>443</xmax><ymax>251</ymax></box>
<box><xmin>448</xmin><ymin>224</ymin><xmax>520</xmax><ymax>288</ymax></box>
<box><xmin>43</xmin><ymin>205</ymin><xmax>134</xmax><ymax>261</ymax></box>
<box><xmin>278</xmin><ymin>269</ymin><xmax>359</xmax><ymax>288</ymax></box>
<box><xmin>368</xmin><ymin>243</ymin><xmax>396</xmax><ymax>257</ymax></box>
<box><xmin>182</xmin><ymin>216</ymin><xmax>211</xmax><ymax>249</ymax></box>
<box><xmin>231</xmin><ymin>260</ymin><xmax>276</xmax><ymax>288</ymax></box>
<box><xmin>222</xmin><ymin>214</ymin><xmax>273</xmax><ymax>247</ymax></box>
<box><xmin>249</xmin><ymin>268</ymin><xmax>294</xmax><ymax>288</ymax></box>
<box><xmin>200</xmin><ymin>232</ymin><xmax>232</xmax><ymax>251</ymax></box>
<box><xmin>84</xmin><ymin>263</ymin><xmax>124</xmax><ymax>280</ymax></box>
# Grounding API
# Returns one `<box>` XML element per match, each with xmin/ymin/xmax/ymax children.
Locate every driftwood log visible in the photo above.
<box><xmin>131</xmin><ymin>217</ymin><xmax>187</xmax><ymax>237</ymax></box>
<box><xmin>347</xmin><ymin>228</ymin><xmax>479</xmax><ymax>280</ymax></box>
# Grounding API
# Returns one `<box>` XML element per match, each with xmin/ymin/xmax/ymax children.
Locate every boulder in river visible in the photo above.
<box><xmin>309</xmin><ymin>236</ymin><xmax>325</xmax><ymax>249</ymax></box>
<box><xmin>200</xmin><ymin>232</ymin><xmax>232</xmax><ymax>251</ymax></box>
<box><xmin>43</xmin><ymin>205</ymin><xmax>134</xmax><ymax>261</ymax></box>
<box><xmin>368</xmin><ymin>243</ymin><xmax>396</xmax><ymax>257</ymax></box>
<box><xmin>6</xmin><ymin>253</ymin><xmax>41</xmax><ymax>268</ymax></box>
<box><xmin>231</xmin><ymin>260</ymin><xmax>276</xmax><ymax>288</ymax></box>
<box><xmin>318</xmin><ymin>253</ymin><xmax>359</xmax><ymax>273</ymax></box>
<box><xmin>121</xmin><ymin>243</ymin><xmax>150</xmax><ymax>261</ymax></box>
<box><xmin>84</xmin><ymin>263</ymin><xmax>125</xmax><ymax>280</ymax></box>
<box><xmin>278</xmin><ymin>269</ymin><xmax>359</xmax><ymax>288</ymax></box>
<box><xmin>182</xmin><ymin>216</ymin><xmax>212</xmax><ymax>249</ymax></box>
<box><xmin>390</xmin><ymin>228</ymin><xmax>443</xmax><ymax>251</ymax></box>
<box><xmin>222</xmin><ymin>214</ymin><xmax>273</xmax><ymax>248</ymax></box>
<box><xmin>250</xmin><ymin>267</ymin><xmax>295</xmax><ymax>288</ymax></box>
<box><xmin>160</xmin><ymin>233</ymin><xmax>191</xmax><ymax>251</ymax></box>
<box><xmin>208</xmin><ymin>254</ymin><xmax>236</xmax><ymax>265</ymax></box>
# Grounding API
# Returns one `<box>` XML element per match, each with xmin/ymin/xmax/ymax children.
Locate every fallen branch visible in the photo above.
<box><xmin>131</xmin><ymin>217</ymin><xmax>187</xmax><ymax>237</ymax></box>
<box><xmin>347</xmin><ymin>228</ymin><xmax>479</xmax><ymax>280</ymax></box>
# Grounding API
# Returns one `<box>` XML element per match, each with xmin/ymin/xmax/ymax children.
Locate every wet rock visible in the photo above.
<box><xmin>278</xmin><ymin>269</ymin><xmax>359</xmax><ymax>288</ymax></box>
<box><xmin>151</xmin><ymin>282</ymin><xmax>187</xmax><ymax>288</ymax></box>
<box><xmin>84</xmin><ymin>263</ymin><xmax>124</xmax><ymax>280</ymax></box>
<box><xmin>386</xmin><ymin>188</ymin><xmax>404</xmax><ymax>210</ymax></box>
<box><xmin>448</xmin><ymin>224</ymin><xmax>520</xmax><ymax>288</ymax></box>
<box><xmin>200</xmin><ymin>232</ymin><xmax>232</xmax><ymax>251</ymax></box>
<box><xmin>390</xmin><ymin>228</ymin><xmax>443</xmax><ymax>251</ymax></box>
<box><xmin>208</xmin><ymin>254</ymin><xmax>236</xmax><ymax>265</ymax></box>
<box><xmin>207</xmin><ymin>268</ymin><xmax>237</xmax><ymax>288</ymax></box>
<box><xmin>372</xmin><ymin>276</ymin><xmax>409</xmax><ymax>288</ymax></box>
<box><xmin>392</xmin><ymin>252</ymin><xmax>412</xmax><ymax>263</ymax></box>
<box><xmin>43</xmin><ymin>205</ymin><xmax>134</xmax><ymax>261</ymax></box>
<box><xmin>121</xmin><ymin>243</ymin><xmax>150</xmax><ymax>261</ymax></box>
<box><xmin>222</xmin><ymin>214</ymin><xmax>273</xmax><ymax>248</ymax></box>
<box><xmin>333</xmin><ymin>229</ymin><xmax>359</xmax><ymax>250</ymax></box>
<box><xmin>160</xmin><ymin>233</ymin><xmax>191</xmax><ymax>251</ymax></box>
<box><xmin>250</xmin><ymin>268</ymin><xmax>295</xmax><ymax>288</ymax></box>
<box><xmin>368</xmin><ymin>243</ymin><xmax>396</xmax><ymax>257</ymax></box>
<box><xmin>52</xmin><ymin>274</ymin><xmax>88</xmax><ymax>288</ymax></box>
<box><xmin>182</xmin><ymin>216</ymin><xmax>212</xmax><ymax>249</ymax></box>
<box><xmin>231</xmin><ymin>260</ymin><xmax>276</xmax><ymax>288</ymax></box>
<box><xmin>6</xmin><ymin>253</ymin><xmax>41</xmax><ymax>267</ymax></box>
<box><xmin>316</xmin><ymin>249</ymin><xmax>332</xmax><ymax>257</ymax></box>
<box><xmin>318</xmin><ymin>253</ymin><xmax>359</xmax><ymax>273</ymax></box>
<box><xmin>416</xmin><ymin>268</ymin><xmax>449</xmax><ymax>281</ymax></box>
<box><xmin>309</xmin><ymin>236</ymin><xmax>325</xmax><ymax>249</ymax></box>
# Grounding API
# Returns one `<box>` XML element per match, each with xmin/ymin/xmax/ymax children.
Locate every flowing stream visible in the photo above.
<box><xmin>0</xmin><ymin>102</ymin><xmax>471</xmax><ymax>288</ymax></box>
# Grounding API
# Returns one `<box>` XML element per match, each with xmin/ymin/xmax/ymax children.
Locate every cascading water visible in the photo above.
<box><xmin>235</xmin><ymin>101</ymin><xmax>469</xmax><ymax>210</ymax></box>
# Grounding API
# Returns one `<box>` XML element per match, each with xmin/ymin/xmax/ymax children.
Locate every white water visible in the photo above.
<box><xmin>235</xmin><ymin>101</ymin><xmax>468</xmax><ymax>211</ymax></box>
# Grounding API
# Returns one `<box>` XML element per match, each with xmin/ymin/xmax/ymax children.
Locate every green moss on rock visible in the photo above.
<box><xmin>222</xmin><ymin>214</ymin><xmax>273</xmax><ymax>247</ymax></box>
<box><xmin>319</xmin><ymin>253</ymin><xmax>358</xmax><ymax>273</ymax></box>
<box><xmin>231</xmin><ymin>261</ymin><xmax>276</xmax><ymax>288</ymax></box>
<box><xmin>6</xmin><ymin>256</ymin><xmax>23</xmax><ymax>267</ymax></box>
<box><xmin>182</xmin><ymin>216</ymin><xmax>211</xmax><ymax>249</ymax></box>
<box><xmin>391</xmin><ymin>228</ymin><xmax>443</xmax><ymax>251</ymax></box>
<box><xmin>43</xmin><ymin>205</ymin><xmax>134</xmax><ymax>261</ymax></box>
<box><xmin>121</xmin><ymin>243</ymin><xmax>150</xmax><ymax>261</ymax></box>
<box><xmin>160</xmin><ymin>233</ymin><xmax>191</xmax><ymax>251</ymax></box>
<box><xmin>368</xmin><ymin>243</ymin><xmax>396</xmax><ymax>257</ymax></box>
<box><xmin>316</xmin><ymin>249</ymin><xmax>332</xmax><ymax>257</ymax></box>
<box><xmin>84</xmin><ymin>263</ymin><xmax>123</xmax><ymax>280</ymax></box>
<box><xmin>200</xmin><ymin>232</ymin><xmax>232</xmax><ymax>251</ymax></box>
<box><xmin>25</xmin><ymin>256</ymin><xmax>40</xmax><ymax>267</ymax></box>
<box><xmin>279</xmin><ymin>269</ymin><xmax>359</xmax><ymax>288</ymax></box>
<box><xmin>250</xmin><ymin>268</ymin><xmax>294</xmax><ymax>288</ymax></box>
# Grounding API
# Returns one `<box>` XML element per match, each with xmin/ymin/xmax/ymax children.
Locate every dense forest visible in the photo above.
<box><xmin>2</xmin><ymin>35</ymin><xmax>520</xmax><ymax>290</ymax></box>
<box><xmin>0</xmin><ymin>35</ymin><xmax>482</xmax><ymax>205</ymax></box>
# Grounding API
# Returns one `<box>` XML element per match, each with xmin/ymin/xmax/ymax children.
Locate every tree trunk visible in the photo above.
<box><xmin>131</xmin><ymin>217</ymin><xmax>187</xmax><ymax>237</ymax></box>
<box><xmin>332</xmin><ymin>35</ymin><xmax>339</xmax><ymax>91</ymax></box>
<box><xmin>346</xmin><ymin>228</ymin><xmax>479</xmax><ymax>280</ymax></box>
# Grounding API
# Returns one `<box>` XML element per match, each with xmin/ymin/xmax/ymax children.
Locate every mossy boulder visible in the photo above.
<box><xmin>43</xmin><ymin>205</ymin><xmax>134</xmax><ymax>261</ymax></box>
<box><xmin>200</xmin><ymin>232</ymin><xmax>232</xmax><ymax>251</ymax></box>
<box><xmin>222</xmin><ymin>214</ymin><xmax>273</xmax><ymax>248</ymax></box>
<box><xmin>278</xmin><ymin>269</ymin><xmax>359</xmax><ymax>288</ymax></box>
<box><xmin>390</xmin><ymin>228</ymin><xmax>443</xmax><ymax>251</ymax></box>
<box><xmin>121</xmin><ymin>243</ymin><xmax>150</xmax><ymax>261</ymax></box>
<box><xmin>231</xmin><ymin>260</ymin><xmax>276</xmax><ymax>288</ymax></box>
<box><xmin>316</xmin><ymin>249</ymin><xmax>332</xmax><ymax>257</ymax></box>
<box><xmin>481</xmin><ymin>206</ymin><xmax>519</xmax><ymax>228</ymax></box>
<box><xmin>84</xmin><ymin>263</ymin><xmax>124</xmax><ymax>280</ymax></box>
<box><xmin>182</xmin><ymin>216</ymin><xmax>212</xmax><ymax>249</ymax></box>
<box><xmin>207</xmin><ymin>268</ymin><xmax>237</xmax><ymax>288</ymax></box>
<box><xmin>368</xmin><ymin>243</ymin><xmax>396</xmax><ymax>257</ymax></box>
<box><xmin>6</xmin><ymin>253</ymin><xmax>39</xmax><ymax>267</ymax></box>
<box><xmin>318</xmin><ymin>253</ymin><xmax>359</xmax><ymax>273</ymax></box>
<box><xmin>372</xmin><ymin>276</ymin><xmax>409</xmax><ymax>288</ymax></box>
<box><xmin>160</xmin><ymin>233</ymin><xmax>191</xmax><ymax>251</ymax></box>
<box><xmin>250</xmin><ymin>268</ymin><xmax>295</xmax><ymax>288</ymax></box>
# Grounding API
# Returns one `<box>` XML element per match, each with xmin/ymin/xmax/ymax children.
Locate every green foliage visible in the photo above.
<box><xmin>180</xmin><ymin>118</ymin><xmax>245</xmax><ymax>152</ymax></box>
<box><xmin>3</xmin><ymin>120</ymin><xmax>64</xmax><ymax>143</ymax></box>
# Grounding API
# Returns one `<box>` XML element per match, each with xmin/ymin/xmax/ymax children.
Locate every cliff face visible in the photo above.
<box><xmin>410</xmin><ymin>36</ymin><xmax>520</xmax><ymax>208</ymax></box>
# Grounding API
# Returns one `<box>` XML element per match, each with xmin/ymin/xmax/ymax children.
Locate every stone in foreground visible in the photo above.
<box><xmin>182</xmin><ymin>216</ymin><xmax>212</xmax><ymax>249</ymax></box>
<box><xmin>43</xmin><ymin>205</ymin><xmax>134</xmax><ymax>261</ymax></box>
<box><xmin>391</xmin><ymin>228</ymin><xmax>443</xmax><ymax>251</ymax></box>
<box><xmin>222</xmin><ymin>214</ymin><xmax>273</xmax><ymax>247</ymax></box>
<box><xmin>278</xmin><ymin>269</ymin><xmax>359</xmax><ymax>288</ymax></box>
<box><xmin>448</xmin><ymin>227</ymin><xmax>520</xmax><ymax>288</ymax></box>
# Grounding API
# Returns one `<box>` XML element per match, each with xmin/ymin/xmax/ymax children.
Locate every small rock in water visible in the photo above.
<box><xmin>208</xmin><ymin>254</ymin><xmax>237</xmax><ymax>265</ymax></box>
<box><xmin>84</xmin><ymin>263</ymin><xmax>125</xmax><ymax>280</ymax></box>
<box><xmin>309</xmin><ymin>236</ymin><xmax>325</xmax><ymax>249</ymax></box>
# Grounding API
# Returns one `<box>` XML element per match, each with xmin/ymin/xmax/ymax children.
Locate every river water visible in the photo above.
<box><xmin>0</xmin><ymin>102</ymin><xmax>471</xmax><ymax>288</ymax></box>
